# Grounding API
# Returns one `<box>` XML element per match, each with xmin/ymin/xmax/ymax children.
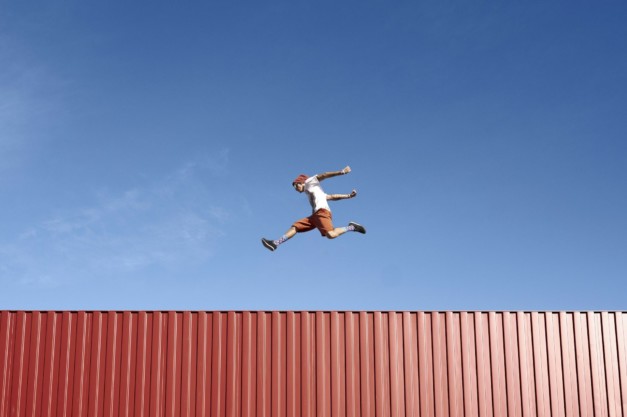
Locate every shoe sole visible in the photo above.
<box><xmin>349</xmin><ymin>222</ymin><xmax>366</xmax><ymax>234</ymax></box>
<box><xmin>261</xmin><ymin>239</ymin><xmax>276</xmax><ymax>251</ymax></box>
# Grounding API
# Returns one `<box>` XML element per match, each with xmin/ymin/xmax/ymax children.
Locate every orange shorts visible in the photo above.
<box><xmin>292</xmin><ymin>209</ymin><xmax>334</xmax><ymax>236</ymax></box>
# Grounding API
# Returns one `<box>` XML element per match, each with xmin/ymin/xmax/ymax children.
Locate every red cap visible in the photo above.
<box><xmin>292</xmin><ymin>174</ymin><xmax>308</xmax><ymax>185</ymax></box>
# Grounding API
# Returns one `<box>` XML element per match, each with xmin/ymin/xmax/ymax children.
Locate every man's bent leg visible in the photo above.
<box><xmin>325</xmin><ymin>227</ymin><xmax>347</xmax><ymax>239</ymax></box>
<box><xmin>325</xmin><ymin>222</ymin><xmax>367</xmax><ymax>239</ymax></box>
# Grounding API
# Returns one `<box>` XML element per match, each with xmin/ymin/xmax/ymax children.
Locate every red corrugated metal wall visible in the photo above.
<box><xmin>1</xmin><ymin>311</ymin><xmax>627</xmax><ymax>417</ymax></box>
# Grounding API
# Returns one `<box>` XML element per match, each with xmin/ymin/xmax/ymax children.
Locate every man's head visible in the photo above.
<box><xmin>292</xmin><ymin>174</ymin><xmax>308</xmax><ymax>193</ymax></box>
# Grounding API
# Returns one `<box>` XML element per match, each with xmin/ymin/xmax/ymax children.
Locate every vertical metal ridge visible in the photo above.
<box><xmin>135</xmin><ymin>311</ymin><xmax>149</xmax><ymax>417</ymax></box>
<box><xmin>432</xmin><ymin>312</ymin><xmax>448</xmax><ymax>417</ymax></box>
<box><xmin>544</xmin><ymin>313</ymin><xmax>559</xmax><ymax>417</ymax></box>
<box><xmin>461</xmin><ymin>311</ymin><xmax>478</xmax><ymax>417</ymax></box>
<box><xmin>559</xmin><ymin>312</ymin><xmax>577</xmax><ymax>417</ymax></box>
<box><xmin>11</xmin><ymin>311</ymin><xmax>28</xmax><ymax>417</ymax></box>
<box><xmin>196</xmin><ymin>312</ymin><xmax>212</xmax><ymax>417</ymax></box>
<box><xmin>474</xmin><ymin>312</ymin><xmax>490</xmax><ymax>417</ymax></box>
<box><xmin>72</xmin><ymin>311</ymin><xmax>89</xmax><ymax>417</ymax></box>
<box><xmin>41</xmin><ymin>312</ymin><xmax>60</xmax><ymax>417</ymax></box>
<box><xmin>345</xmin><ymin>312</ymin><xmax>360</xmax><ymax>417</ymax></box>
<box><xmin>316</xmin><ymin>311</ymin><xmax>331</xmax><ymax>417</ymax></box>
<box><xmin>302</xmin><ymin>311</ymin><xmax>316</xmax><ymax>417</ymax></box>
<box><xmin>530</xmin><ymin>312</ymin><xmax>546</xmax><ymax>417</ymax></box>
<box><xmin>373</xmin><ymin>311</ymin><xmax>390</xmax><ymax>417</ymax></box>
<box><xmin>588</xmin><ymin>311</ymin><xmax>606</xmax><ymax>416</ymax></box>
<box><xmin>616</xmin><ymin>313</ymin><xmax>627</xmax><ymax>417</ymax></box>
<box><xmin>502</xmin><ymin>312</ymin><xmax>518</xmax><ymax>417</ymax></box>
<box><xmin>575</xmin><ymin>311</ymin><xmax>594</xmax><ymax>416</ymax></box>
<box><xmin>286</xmin><ymin>311</ymin><xmax>300</xmax><ymax>417</ymax></box>
<box><xmin>602</xmin><ymin>312</ymin><xmax>622</xmax><ymax>417</ymax></box>
<box><xmin>25</xmin><ymin>311</ymin><xmax>42</xmax><ymax>417</ymax></box>
<box><xmin>388</xmin><ymin>312</ymin><xmax>404</xmax><ymax>417</ymax></box>
<box><xmin>0</xmin><ymin>311</ymin><xmax>14</xmax><ymax>417</ymax></box>
<box><xmin>105</xmin><ymin>311</ymin><xmax>118</xmax><ymax>417</ymax></box>
<box><xmin>417</xmin><ymin>311</ymin><xmax>433</xmax><ymax>417</ymax></box>
<box><xmin>548</xmin><ymin>312</ymin><xmax>566</xmax><ymax>417</ymax></box>
<box><xmin>58</xmin><ymin>312</ymin><xmax>74</xmax><ymax>417</ymax></box>
<box><xmin>241</xmin><ymin>311</ymin><xmax>256</xmax><ymax>417</ymax></box>
<box><xmin>401</xmin><ymin>312</ymin><xmax>417</xmax><ymax>417</ymax></box>
<box><xmin>489</xmin><ymin>312</ymin><xmax>507</xmax><ymax>417</ymax></box>
<box><xmin>257</xmin><ymin>311</ymin><xmax>271</xmax><ymax>417</ymax></box>
<box><xmin>150</xmin><ymin>311</ymin><xmax>167</xmax><ymax>417</ymax></box>
<box><xmin>165</xmin><ymin>311</ymin><xmax>181</xmax><ymax>417</ymax></box>
<box><xmin>88</xmin><ymin>311</ymin><xmax>105</xmax><ymax>417</ymax></box>
<box><xmin>179</xmin><ymin>311</ymin><xmax>195</xmax><ymax>417</ymax></box>
<box><xmin>330</xmin><ymin>311</ymin><xmax>346</xmax><ymax>417</ymax></box>
<box><xmin>211</xmin><ymin>312</ymin><xmax>227</xmax><ymax>417</ymax></box>
<box><xmin>119</xmin><ymin>311</ymin><xmax>135</xmax><ymax>417</ymax></box>
<box><xmin>446</xmin><ymin>312</ymin><xmax>464</xmax><ymax>417</ymax></box>
<box><xmin>226</xmin><ymin>311</ymin><xmax>242</xmax><ymax>417</ymax></box>
<box><xmin>360</xmin><ymin>311</ymin><xmax>375</xmax><ymax>417</ymax></box>
<box><xmin>271</xmin><ymin>311</ymin><xmax>285</xmax><ymax>417</ymax></box>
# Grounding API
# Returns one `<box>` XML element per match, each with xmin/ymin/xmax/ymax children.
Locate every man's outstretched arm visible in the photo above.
<box><xmin>327</xmin><ymin>189</ymin><xmax>357</xmax><ymax>201</ymax></box>
<box><xmin>316</xmin><ymin>165</ymin><xmax>351</xmax><ymax>181</ymax></box>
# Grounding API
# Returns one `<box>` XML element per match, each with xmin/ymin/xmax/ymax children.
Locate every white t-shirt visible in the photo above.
<box><xmin>304</xmin><ymin>176</ymin><xmax>331</xmax><ymax>213</ymax></box>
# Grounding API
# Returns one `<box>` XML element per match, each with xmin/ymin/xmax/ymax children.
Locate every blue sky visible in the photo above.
<box><xmin>1</xmin><ymin>1</ymin><xmax>626</xmax><ymax>310</ymax></box>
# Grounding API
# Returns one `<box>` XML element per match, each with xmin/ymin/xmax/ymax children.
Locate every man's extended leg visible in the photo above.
<box><xmin>262</xmin><ymin>227</ymin><xmax>297</xmax><ymax>251</ymax></box>
<box><xmin>262</xmin><ymin>215</ymin><xmax>316</xmax><ymax>251</ymax></box>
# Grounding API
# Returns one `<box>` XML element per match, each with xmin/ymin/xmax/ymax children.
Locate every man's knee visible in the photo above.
<box><xmin>325</xmin><ymin>231</ymin><xmax>338</xmax><ymax>239</ymax></box>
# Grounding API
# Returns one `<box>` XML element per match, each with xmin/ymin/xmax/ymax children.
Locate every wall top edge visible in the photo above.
<box><xmin>1</xmin><ymin>310</ymin><xmax>625</xmax><ymax>314</ymax></box>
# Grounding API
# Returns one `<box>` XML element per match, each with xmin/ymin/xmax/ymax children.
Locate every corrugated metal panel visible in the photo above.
<box><xmin>1</xmin><ymin>311</ymin><xmax>627</xmax><ymax>416</ymax></box>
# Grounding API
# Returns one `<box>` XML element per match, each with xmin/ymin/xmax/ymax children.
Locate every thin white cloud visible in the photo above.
<box><xmin>207</xmin><ymin>206</ymin><xmax>230</xmax><ymax>223</ymax></box>
<box><xmin>0</xmin><ymin>36</ymin><xmax>67</xmax><ymax>176</ymax></box>
<box><xmin>203</xmin><ymin>148</ymin><xmax>230</xmax><ymax>176</ymax></box>
<box><xmin>0</xmin><ymin>152</ymin><xmax>233</xmax><ymax>287</ymax></box>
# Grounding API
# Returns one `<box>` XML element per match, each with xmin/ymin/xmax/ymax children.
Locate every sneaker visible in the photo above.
<box><xmin>349</xmin><ymin>222</ymin><xmax>366</xmax><ymax>234</ymax></box>
<box><xmin>261</xmin><ymin>238</ymin><xmax>277</xmax><ymax>251</ymax></box>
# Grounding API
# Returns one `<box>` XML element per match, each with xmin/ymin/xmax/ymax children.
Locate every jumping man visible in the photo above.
<box><xmin>261</xmin><ymin>166</ymin><xmax>366</xmax><ymax>252</ymax></box>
